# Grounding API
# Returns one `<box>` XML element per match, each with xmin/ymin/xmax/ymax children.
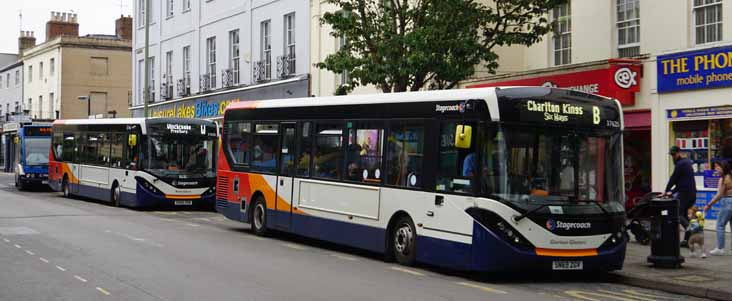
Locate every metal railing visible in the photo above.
<box><xmin>276</xmin><ymin>53</ymin><xmax>296</xmax><ymax>79</ymax></box>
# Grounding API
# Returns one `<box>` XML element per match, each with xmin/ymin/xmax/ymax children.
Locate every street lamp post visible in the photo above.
<box><xmin>143</xmin><ymin>0</ymin><xmax>151</xmax><ymax>118</ymax></box>
<box><xmin>78</xmin><ymin>95</ymin><xmax>90</xmax><ymax>118</ymax></box>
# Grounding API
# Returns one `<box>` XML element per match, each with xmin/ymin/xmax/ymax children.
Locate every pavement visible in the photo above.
<box><xmin>0</xmin><ymin>172</ymin><xmax>717</xmax><ymax>300</ymax></box>
<box><xmin>612</xmin><ymin>229</ymin><xmax>732</xmax><ymax>301</ymax></box>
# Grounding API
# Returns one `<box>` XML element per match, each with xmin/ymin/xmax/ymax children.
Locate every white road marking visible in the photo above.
<box><xmin>14</xmin><ymin>244</ymin><xmax>21</xmax><ymax>248</ymax></box>
<box><xmin>389</xmin><ymin>266</ymin><xmax>426</xmax><ymax>276</ymax></box>
<box><xmin>329</xmin><ymin>253</ymin><xmax>358</xmax><ymax>261</ymax></box>
<box><xmin>96</xmin><ymin>287</ymin><xmax>111</xmax><ymax>296</ymax></box>
<box><xmin>56</xmin><ymin>265</ymin><xmax>66</xmax><ymax>272</ymax></box>
<box><xmin>456</xmin><ymin>282</ymin><xmax>508</xmax><ymax>294</ymax></box>
<box><xmin>74</xmin><ymin>275</ymin><xmax>88</xmax><ymax>283</ymax></box>
<box><xmin>195</xmin><ymin>217</ymin><xmax>212</xmax><ymax>222</ymax></box>
<box><xmin>185</xmin><ymin>223</ymin><xmax>201</xmax><ymax>227</ymax></box>
<box><xmin>3</xmin><ymin>238</ymin><xmax>9</xmax><ymax>243</ymax></box>
<box><xmin>282</xmin><ymin>243</ymin><xmax>307</xmax><ymax>250</ymax></box>
<box><xmin>25</xmin><ymin>250</ymin><xmax>34</xmax><ymax>255</ymax></box>
<box><xmin>597</xmin><ymin>290</ymin><xmax>658</xmax><ymax>301</ymax></box>
<box><xmin>39</xmin><ymin>257</ymin><xmax>49</xmax><ymax>263</ymax></box>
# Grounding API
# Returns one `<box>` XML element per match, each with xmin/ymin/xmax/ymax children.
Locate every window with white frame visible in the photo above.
<box><xmin>39</xmin><ymin>62</ymin><xmax>44</xmax><ymax>80</ymax></box>
<box><xmin>552</xmin><ymin>2</ymin><xmax>571</xmax><ymax>66</ymax></box>
<box><xmin>0</xmin><ymin>74</ymin><xmax>3</xmax><ymax>89</ymax></box>
<box><xmin>137</xmin><ymin>59</ymin><xmax>144</xmax><ymax>104</ymax></box>
<box><xmin>28</xmin><ymin>65</ymin><xmax>33</xmax><ymax>83</ymax></box>
<box><xmin>694</xmin><ymin>0</ymin><xmax>723</xmax><ymax>45</ymax></box>
<box><xmin>148</xmin><ymin>56</ymin><xmax>156</xmax><ymax>102</ymax></box>
<box><xmin>261</xmin><ymin>20</ymin><xmax>272</xmax><ymax>80</ymax></box>
<box><xmin>183</xmin><ymin>0</ymin><xmax>191</xmax><ymax>11</ymax></box>
<box><xmin>38</xmin><ymin>95</ymin><xmax>43</xmax><ymax>118</ymax></box>
<box><xmin>337</xmin><ymin>35</ymin><xmax>349</xmax><ymax>86</ymax></box>
<box><xmin>5</xmin><ymin>74</ymin><xmax>8</xmax><ymax>89</ymax></box>
<box><xmin>183</xmin><ymin>46</ymin><xmax>191</xmax><ymax>85</ymax></box>
<box><xmin>167</xmin><ymin>0</ymin><xmax>174</xmax><ymax>18</ymax></box>
<box><xmin>138</xmin><ymin>0</ymin><xmax>146</xmax><ymax>27</ymax></box>
<box><xmin>206</xmin><ymin>37</ymin><xmax>217</xmax><ymax>88</ymax></box>
<box><xmin>284</xmin><ymin>13</ymin><xmax>296</xmax><ymax>74</ymax></box>
<box><xmin>165</xmin><ymin>51</ymin><xmax>173</xmax><ymax>98</ymax></box>
<box><xmin>50</xmin><ymin>58</ymin><xmax>55</xmax><ymax>76</ymax></box>
<box><xmin>15</xmin><ymin>70</ymin><xmax>19</xmax><ymax>86</ymax></box>
<box><xmin>49</xmin><ymin>92</ymin><xmax>54</xmax><ymax>119</ymax></box>
<box><xmin>229</xmin><ymin>29</ymin><xmax>240</xmax><ymax>85</ymax></box>
<box><xmin>28</xmin><ymin>97</ymin><xmax>32</xmax><ymax>114</ymax></box>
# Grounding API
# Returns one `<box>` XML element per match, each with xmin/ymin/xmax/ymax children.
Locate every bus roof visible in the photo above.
<box><xmin>224</xmin><ymin>87</ymin><xmax>619</xmax><ymax>122</ymax></box>
<box><xmin>52</xmin><ymin>117</ymin><xmax>216</xmax><ymax>126</ymax></box>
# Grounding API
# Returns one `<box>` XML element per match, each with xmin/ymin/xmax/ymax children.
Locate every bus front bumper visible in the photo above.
<box><xmin>134</xmin><ymin>184</ymin><xmax>215</xmax><ymax>208</ymax></box>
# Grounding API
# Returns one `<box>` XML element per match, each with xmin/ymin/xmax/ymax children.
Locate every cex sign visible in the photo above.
<box><xmin>467</xmin><ymin>60</ymin><xmax>642</xmax><ymax>106</ymax></box>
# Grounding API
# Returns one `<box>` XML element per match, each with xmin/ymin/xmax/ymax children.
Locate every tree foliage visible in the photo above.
<box><xmin>318</xmin><ymin>0</ymin><xmax>567</xmax><ymax>94</ymax></box>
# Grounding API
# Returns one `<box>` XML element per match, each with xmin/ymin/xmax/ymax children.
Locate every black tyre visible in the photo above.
<box><xmin>15</xmin><ymin>174</ymin><xmax>24</xmax><ymax>190</ymax></box>
<box><xmin>62</xmin><ymin>176</ymin><xmax>71</xmax><ymax>198</ymax></box>
<box><xmin>392</xmin><ymin>216</ymin><xmax>417</xmax><ymax>266</ymax></box>
<box><xmin>111</xmin><ymin>182</ymin><xmax>121</xmax><ymax>207</ymax></box>
<box><xmin>251</xmin><ymin>197</ymin><xmax>269</xmax><ymax>236</ymax></box>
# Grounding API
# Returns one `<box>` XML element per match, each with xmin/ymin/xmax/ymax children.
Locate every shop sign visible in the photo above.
<box><xmin>151</xmin><ymin>98</ymin><xmax>239</xmax><ymax>119</ymax></box>
<box><xmin>468</xmin><ymin>61</ymin><xmax>641</xmax><ymax>106</ymax></box>
<box><xmin>667</xmin><ymin>105</ymin><xmax>732</xmax><ymax>120</ymax></box>
<box><xmin>657</xmin><ymin>45</ymin><xmax>732</xmax><ymax>93</ymax></box>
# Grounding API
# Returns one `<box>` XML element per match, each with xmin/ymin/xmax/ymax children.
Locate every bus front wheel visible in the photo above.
<box><xmin>111</xmin><ymin>182</ymin><xmax>121</xmax><ymax>207</ymax></box>
<box><xmin>251</xmin><ymin>196</ymin><xmax>269</xmax><ymax>237</ymax></box>
<box><xmin>392</xmin><ymin>216</ymin><xmax>417</xmax><ymax>266</ymax></box>
<box><xmin>15</xmin><ymin>174</ymin><xmax>24</xmax><ymax>190</ymax></box>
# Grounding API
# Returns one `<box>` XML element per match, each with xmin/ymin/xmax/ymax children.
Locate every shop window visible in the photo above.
<box><xmin>226</xmin><ymin>121</ymin><xmax>251</xmax><ymax>165</ymax></box>
<box><xmin>670</xmin><ymin>118</ymin><xmax>732</xmax><ymax>191</ymax></box>
<box><xmin>296</xmin><ymin>122</ymin><xmax>313</xmax><ymax>177</ymax></box>
<box><xmin>313</xmin><ymin>122</ymin><xmax>343</xmax><ymax>179</ymax></box>
<box><xmin>386</xmin><ymin>122</ymin><xmax>424</xmax><ymax>188</ymax></box>
<box><xmin>251</xmin><ymin>124</ymin><xmax>279</xmax><ymax>173</ymax></box>
<box><xmin>437</xmin><ymin>121</ymin><xmax>477</xmax><ymax>193</ymax></box>
<box><xmin>345</xmin><ymin>121</ymin><xmax>384</xmax><ymax>184</ymax></box>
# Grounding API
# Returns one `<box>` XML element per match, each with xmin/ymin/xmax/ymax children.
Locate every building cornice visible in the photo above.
<box><xmin>22</xmin><ymin>36</ymin><xmax>132</xmax><ymax>60</ymax></box>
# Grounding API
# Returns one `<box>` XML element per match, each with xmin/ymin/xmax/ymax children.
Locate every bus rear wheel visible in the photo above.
<box><xmin>62</xmin><ymin>176</ymin><xmax>71</xmax><ymax>198</ymax></box>
<box><xmin>251</xmin><ymin>197</ymin><xmax>269</xmax><ymax>237</ymax></box>
<box><xmin>392</xmin><ymin>216</ymin><xmax>417</xmax><ymax>266</ymax></box>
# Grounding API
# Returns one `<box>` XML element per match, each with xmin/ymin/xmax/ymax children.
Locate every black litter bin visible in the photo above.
<box><xmin>646</xmin><ymin>196</ymin><xmax>684</xmax><ymax>268</ymax></box>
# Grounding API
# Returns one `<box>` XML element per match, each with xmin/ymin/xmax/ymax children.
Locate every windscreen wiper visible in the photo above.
<box><xmin>590</xmin><ymin>200</ymin><xmax>611</xmax><ymax>216</ymax></box>
<box><xmin>513</xmin><ymin>203</ymin><xmax>549</xmax><ymax>222</ymax></box>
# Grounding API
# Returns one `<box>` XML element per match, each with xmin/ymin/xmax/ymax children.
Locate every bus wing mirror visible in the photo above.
<box><xmin>128</xmin><ymin>134</ymin><xmax>138</xmax><ymax>147</ymax></box>
<box><xmin>455</xmin><ymin>125</ymin><xmax>472</xmax><ymax>149</ymax></box>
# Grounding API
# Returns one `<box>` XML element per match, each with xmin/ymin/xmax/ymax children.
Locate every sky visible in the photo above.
<box><xmin>0</xmin><ymin>0</ymin><xmax>133</xmax><ymax>54</ymax></box>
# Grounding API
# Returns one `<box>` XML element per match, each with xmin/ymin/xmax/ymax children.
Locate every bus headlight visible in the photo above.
<box><xmin>135</xmin><ymin>177</ymin><xmax>161</xmax><ymax>195</ymax></box>
<box><xmin>467</xmin><ymin>208</ymin><xmax>533</xmax><ymax>250</ymax></box>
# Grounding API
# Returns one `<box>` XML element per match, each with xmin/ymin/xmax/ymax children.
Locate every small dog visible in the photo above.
<box><xmin>687</xmin><ymin>206</ymin><xmax>706</xmax><ymax>258</ymax></box>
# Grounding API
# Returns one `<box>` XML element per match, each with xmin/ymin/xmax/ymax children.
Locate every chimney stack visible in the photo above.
<box><xmin>18</xmin><ymin>31</ymin><xmax>36</xmax><ymax>54</ymax></box>
<box><xmin>46</xmin><ymin>11</ymin><xmax>79</xmax><ymax>41</ymax></box>
<box><xmin>115</xmin><ymin>15</ymin><xmax>133</xmax><ymax>40</ymax></box>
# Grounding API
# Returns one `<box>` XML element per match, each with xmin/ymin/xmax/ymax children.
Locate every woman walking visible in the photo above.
<box><xmin>705</xmin><ymin>161</ymin><xmax>732</xmax><ymax>255</ymax></box>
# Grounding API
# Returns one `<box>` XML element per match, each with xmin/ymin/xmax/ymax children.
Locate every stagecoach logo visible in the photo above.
<box><xmin>435</xmin><ymin>103</ymin><xmax>465</xmax><ymax>114</ymax></box>
<box><xmin>167</xmin><ymin>124</ymin><xmax>192</xmax><ymax>134</ymax></box>
<box><xmin>546</xmin><ymin>219</ymin><xmax>592</xmax><ymax>231</ymax></box>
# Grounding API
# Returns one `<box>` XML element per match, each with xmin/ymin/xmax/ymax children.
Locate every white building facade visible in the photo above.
<box><xmin>0</xmin><ymin>60</ymin><xmax>23</xmax><ymax>121</ymax></box>
<box><xmin>22</xmin><ymin>44</ymin><xmax>60</xmax><ymax>121</ymax></box>
<box><xmin>462</xmin><ymin>0</ymin><xmax>732</xmax><ymax>222</ymax></box>
<box><xmin>131</xmin><ymin>0</ymin><xmax>310</xmax><ymax>121</ymax></box>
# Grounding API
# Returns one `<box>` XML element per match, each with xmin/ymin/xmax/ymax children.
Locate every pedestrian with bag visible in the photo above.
<box><xmin>664</xmin><ymin>146</ymin><xmax>697</xmax><ymax>247</ymax></box>
<box><xmin>704</xmin><ymin>160</ymin><xmax>732</xmax><ymax>255</ymax></box>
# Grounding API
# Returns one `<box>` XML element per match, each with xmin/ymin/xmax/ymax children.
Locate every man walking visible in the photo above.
<box><xmin>664</xmin><ymin>146</ymin><xmax>697</xmax><ymax>247</ymax></box>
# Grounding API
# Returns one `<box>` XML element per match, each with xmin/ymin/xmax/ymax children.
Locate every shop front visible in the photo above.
<box><xmin>130</xmin><ymin>75</ymin><xmax>309</xmax><ymax>123</ymax></box>
<box><xmin>466</xmin><ymin>59</ymin><xmax>647</xmax><ymax>205</ymax></box>
<box><xmin>655</xmin><ymin>44</ymin><xmax>732</xmax><ymax>220</ymax></box>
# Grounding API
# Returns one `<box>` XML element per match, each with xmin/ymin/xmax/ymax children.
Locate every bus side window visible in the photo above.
<box><xmin>226</xmin><ymin>121</ymin><xmax>251</xmax><ymax>166</ymax></box>
<box><xmin>61</xmin><ymin>133</ymin><xmax>76</xmax><ymax>162</ymax></box>
<box><xmin>345</xmin><ymin>121</ymin><xmax>384</xmax><ymax>184</ymax></box>
<box><xmin>125</xmin><ymin>133</ymin><xmax>140</xmax><ymax>170</ymax></box>
<box><xmin>436</xmin><ymin>121</ymin><xmax>476</xmax><ymax>193</ymax></box>
<box><xmin>386</xmin><ymin>122</ymin><xmax>424</xmax><ymax>188</ymax></box>
<box><xmin>313</xmin><ymin>122</ymin><xmax>343</xmax><ymax>180</ymax></box>
<box><xmin>110</xmin><ymin>133</ymin><xmax>125</xmax><ymax>168</ymax></box>
<box><xmin>251</xmin><ymin>123</ymin><xmax>279</xmax><ymax>173</ymax></box>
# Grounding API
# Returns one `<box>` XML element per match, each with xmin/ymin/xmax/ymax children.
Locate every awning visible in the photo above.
<box><xmin>624</xmin><ymin>110</ymin><xmax>651</xmax><ymax>130</ymax></box>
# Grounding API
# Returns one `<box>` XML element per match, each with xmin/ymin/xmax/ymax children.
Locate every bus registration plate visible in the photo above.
<box><xmin>174</xmin><ymin>200</ymin><xmax>193</xmax><ymax>206</ymax></box>
<box><xmin>552</xmin><ymin>261</ymin><xmax>583</xmax><ymax>270</ymax></box>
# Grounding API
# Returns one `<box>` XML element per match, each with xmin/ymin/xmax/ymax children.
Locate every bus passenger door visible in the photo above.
<box><xmin>274</xmin><ymin>123</ymin><xmax>296</xmax><ymax>230</ymax></box>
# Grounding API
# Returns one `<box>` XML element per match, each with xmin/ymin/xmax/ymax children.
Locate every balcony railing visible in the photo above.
<box><xmin>160</xmin><ymin>75</ymin><xmax>174</xmax><ymax>100</ymax></box>
<box><xmin>199</xmin><ymin>73</ymin><xmax>216</xmax><ymax>92</ymax></box>
<box><xmin>277</xmin><ymin>53</ymin><xmax>296</xmax><ymax>79</ymax></box>
<box><xmin>222</xmin><ymin>69</ymin><xmax>235</xmax><ymax>88</ymax></box>
<box><xmin>177</xmin><ymin>77</ymin><xmax>191</xmax><ymax>97</ymax></box>
<box><xmin>253</xmin><ymin>60</ymin><xmax>271</xmax><ymax>83</ymax></box>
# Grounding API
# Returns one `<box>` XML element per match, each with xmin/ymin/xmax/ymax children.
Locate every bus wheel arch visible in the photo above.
<box><xmin>386</xmin><ymin>211</ymin><xmax>417</xmax><ymax>265</ymax></box>
<box><xmin>249</xmin><ymin>191</ymin><xmax>268</xmax><ymax>236</ymax></box>
<box><xmin>110</xmin><ymin>181</ymin><xmax>121</xmax><ymax>207</ymax></box>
